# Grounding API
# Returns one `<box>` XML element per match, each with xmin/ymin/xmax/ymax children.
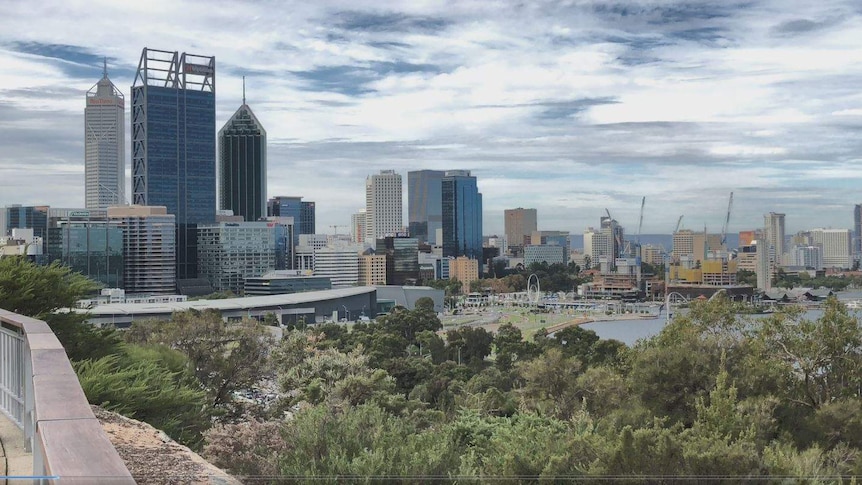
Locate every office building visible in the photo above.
<box><xmin>244</xmin><ymin>271</ymin><xmax>331</xmax><ymax>296</ymax></box>
<box><xmin>755</xmin><ymin>240</ymin><xmax>771</xmax><ymax>291</ymax></box>
<box><xmin>789</xmin><ymin>245</ymin><xmax>823</xmax><ymax>270</ymax></box>
<box><xmin>197</xmin><ymin>221</ymin><xmax>277</xmax><ymax>293</ymax></box>
<box><xmin>855</xmin><ymin>204</ymin><xmax>862</xmax><ymax>256</ymax></box>
<box><xmin>218</xmin><ymin>81</ymin><xmax>266</xmax><ymax>223</ymax></box>
<box><xmin>132</xmin><ymin>48</ymin><xmax>216</xmax><ymax>280</ymax></box>
<box><xmin>641</xmin><ymin>245</ymin><xmax>664</xmax><ymax>266</ymax></box>
<box><xmin>351</xmin><ymin>210</ymin><xmax>366</xmax><ymax>244</ymax></box>
<box><xmin>365</xmin><ymin>170</ymin><xmax>402</xmax><ymax>241</ymax></box>
<box><xmin>359</xmin><ymin>254</ymin><xmax>387</xmax><ymax>286</ymax></box>
<box><xmin>46</xmin><ymin>208</ymin><xmax>124</xmax><ymax>288</ymax></box>
<box><xmin>809</xmin><ymin>228</ymin><xmax>852</xmax><ymax>269</ymax></box>
<box><xmin>449</xmin><ymin>256</ymin><xmax>479</xmax><ymax>287</ymax></box>
<box><xmin>525</xmin><ymin>245</ymin><xmax>567</xmax><ymax>266</ymax></box>
<box><xmin>764</xmin><ymin>212</ymin><xmax>786</xmax><ymax>267</ymax></box>
<box><xmin>295</xmin><ymin>245</ymin><xmax>361</xmax><ymax>287</ymax></box>
<box><xmin>530</xmin><ymin>230</ymin><xmax>570</xmax><ymax>261</ymax></box>
<box><xmin>376</xmin><ymin>236</ymin><xmax>420</xmax><ymax>285</ymax></box>
<box><xmin>267</xmin><ymin>196</ymin><xmax>315</xmax><ymax>247</ymax></box>
<box><xmin>107</xmin><ymin>206</ymin><xmax>176</xmax><ymax>295</ymax></box>
<box><xmin>408</xmin><ymin>170</ymin><xmax>444</xmax><ymax>245</ymax></box>
<box><xmin>442</xmin><ymin>170</ymin><xmax>482</xmax><ymax>261</ymax></box>
<box><xmin>299</xmin><ymin>234</ymin><xmax>329</xmax><ymax>251</ymax></box>
<box><xmin>85</xmin><ymin>61</ymin><xmax>125</xmax><ymax>209</ymax></box>
<box><xmin>504</xmin><ymin>208</ymin><xmax>537</xmax><ymax>250</ymax></box>
<box><xmin>5</xmin><ymin>205</ymin><xmax>49</xmax><ymax>240</ymax></box>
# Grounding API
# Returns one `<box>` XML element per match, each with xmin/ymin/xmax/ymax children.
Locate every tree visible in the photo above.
<box><xmin>446</xmin><ymin>327</ymin><xmax>493</xmax><ymax>366</ymax></box>
<box><xmin>127</xmin><ymin>309</ymin><xmax>274</xmax><ymax>414</ymax></box>
<box><xmin>493</xmin><ymin>323</ymin><xmax>538</xmax><ymax>371</ymax></box>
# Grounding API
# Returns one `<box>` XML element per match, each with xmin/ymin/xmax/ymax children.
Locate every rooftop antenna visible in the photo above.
<box><xmin>103</xmin><ymin>57</ymin><xmax>108</xmax><ymax>78</ymax></box>
<box><xmin>242</xmin><ymin>75</ymin><xmax>246</xmax><ymax>105</ymax></box>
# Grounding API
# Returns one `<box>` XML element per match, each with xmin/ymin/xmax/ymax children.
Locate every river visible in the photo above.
<box><xmin>580</xmin><ymin>291</ymin><xmax>862</xmax><ymax>347</ymax></box>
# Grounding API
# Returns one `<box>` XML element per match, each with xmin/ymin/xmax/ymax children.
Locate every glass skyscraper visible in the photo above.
<box><xmin>85</xmin><ymin>61</ymin><xmax>125</xmax><ymax>209</ymax></box>
<box><xmin>442</xmin><ymin>170</ymin><xmax>483</xmax><ymax>261</ymax></box>
<box><xmin>408</xmin><ymin>170</ymin><xmax>444</xmax><ymax>245</ymax></box>
<box><xmin>218</xmin><ymin>82</ymin><xmax>266</xmax><ymax>223</ymax></box>
<box><xmin>267</xmin><ymin>196</ymin><xmax>315</xmax><ymax>247</ymax></box>
<box><xmin>132</xmin><ymin>48</ymin><xmax>216</xmax><ymax>281</ymax></box>
<box><xmin>47</xmin><ymin>209</ymin><xmax>123</xmax><ymax>288</ymax></box>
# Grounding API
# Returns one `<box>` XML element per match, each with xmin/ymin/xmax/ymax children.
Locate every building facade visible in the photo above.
<box><xmin>351</xmin><ymin>210</ymin><xmax>366</xmax><ymax>245</ymax></box>
<box><xmin>376</xmin><ymin>236</ymin><xmax>420</xmax><ymax>285</ymax></box>
<box><xmin>267</xmin><ymin>196</ymin><xmax>315</xmax><ymax>247</ymax></box>
<box><xmin>295</xmin><ymin>245</ymin><xmax>361</xmax><ymax>287</ymax></box>
<box><xmin>764</xmin><ymin>212</ymin><xmax>786</xmax><ymax>267</ymax></box>
<box><xmin>855</xmin><ymin>204</ymin><xmax>862</xmax><ymax>256</ymax></box>
<box><xmin>407</xmin><ymin>170</ymin><xmax>445</xmax><ymax>245</ymax></box>
<box><xmin>504</xmin><ymin>208</ymin><xmax>537</xmax><ymax>250</ymax></box>
<box><xmin>449</xmin><ymin>256</ymin><xmax>479</xmax><ymax>287</ymax></box>
<box><xmin>107</xmin><ymin>206</ymin><xmax>176</xmax><ymax>295</ymax></box>
<box><xmin>365</xmin><ymin>170</ymin><xmax>402</xmax><ymax>241</ymax></box>
<box><xmin>85</xmin><ymin>62</ymin><xmax>125</xmax><ymax>209</ymax></box>
<box><xmin>197</xmin><ymin>222</ymin><xmax>277</xmax><ymax>294</ymax></box>
<box><xmin>244</xmin><ymin>270</ymin><xmax>331</xmax><ymax>296</ymax></box>
<box><xmin>131</xmin><ymin>48</ymin><xmax>216</xmax><ymax>280</ymax></box>
<box><xmin>218</xmin><ymin>91</ymin><xmax>266</xmax><ymax>223</ymax></box>
<box><xmin>46</xmin><ymin>208</ymin><xmax>124</xmax><ymax>289</ymax></box>
<box><xmin>524</xmin><ymin>245</ymin><xmax>567</xmax><ymax>266</ymax></box>
<box><xmin>441</xmin><ymin>170</ymin><xmax>482</xmax><ymax>261</ymax></box>
<box><xmin>359</xmin><ymin>254</ymin><xmax>387</xmax><ymax>286</ymax></box>
<box><xmin>809</xmin><ymin>228</ymin><xmax>851</xmax><ymax>269</ymax></box>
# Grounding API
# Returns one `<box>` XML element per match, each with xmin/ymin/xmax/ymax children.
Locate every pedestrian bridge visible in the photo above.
<box><xmin>0</xmin><ymin>309</ymin><xmax>134</xmax><ymax>483</ymax></box>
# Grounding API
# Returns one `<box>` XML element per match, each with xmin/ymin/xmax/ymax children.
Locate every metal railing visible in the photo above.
<box><xmin>0</xmin><ymin>309</ymin><xmax>135</xmax><ymax>483</ymax></box>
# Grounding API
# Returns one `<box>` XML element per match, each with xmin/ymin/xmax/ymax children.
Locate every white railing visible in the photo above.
<box><xmin>0</xmin><ymin>309</ymin><xmax>135</xmax><ymax>483</ymax></box>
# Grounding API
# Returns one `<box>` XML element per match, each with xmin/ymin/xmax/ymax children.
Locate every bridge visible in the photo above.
<box><xmin>0</xmin><ymin>309</ymin><xmax>134</xmax><ymax>483</ymax></box>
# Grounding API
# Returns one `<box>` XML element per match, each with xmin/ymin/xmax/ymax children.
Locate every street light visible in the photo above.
<box><xmin>341</xmin><ymin>305</ymin><xmax>350</xmax><ymax>322</ymax></box>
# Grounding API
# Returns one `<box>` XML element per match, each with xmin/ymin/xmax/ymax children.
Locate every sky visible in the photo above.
<box><xmin>1</xmin><ymin>0</ymin><xmax>861</xmax><ymax>237</ymax></box>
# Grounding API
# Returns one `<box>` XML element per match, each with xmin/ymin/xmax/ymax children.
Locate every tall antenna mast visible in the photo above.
<box><xmin>103</xmin><ymin>57</ymin><xmax>108</xmax><ymax>78</ymax></box>
<box><xmin>242</xmin><ymin>75</ymin><xmax>246</xmax><ymax>105</ymax></box>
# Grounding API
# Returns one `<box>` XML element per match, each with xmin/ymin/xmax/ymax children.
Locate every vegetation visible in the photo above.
<box><xmin>4</xmin><ymin>255</ymin><xmax>862</xmax><ymax>480</ymax></box>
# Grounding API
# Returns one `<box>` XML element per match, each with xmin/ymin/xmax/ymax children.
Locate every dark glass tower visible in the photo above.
<box><xmin>46</xmin><ymin>209</ymin><xmax>124</xmax><ymax>288</ymax></box>
<box><xmin>131</xmin><ymin>48</ymin><xmax>216</xmax><ymax>281</ymax></box>
<box><xmin>442</xmin><ymin>170</ymin><xmax>483</xmax><ymax>261</ymax></box>
<box><xmin>376</xmin><ymin>236</ymin><xmax>419</xmax><ymax>285</ymax></box>
<box><xmin>408</xmin><ymin>170</ymin><xmax>444</xmax><ymax>245</ymax></box>
<box><xmin>219</xmin><ymin>79</ymin><xmax>266</xmax><ymax>222</ymax></box>
<box><xmin>267</xmin><ymin>196</ymin><xmax>315</xmax><ymax>247</ymax></box>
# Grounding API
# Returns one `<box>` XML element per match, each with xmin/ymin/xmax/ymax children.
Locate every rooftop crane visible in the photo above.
<box><xmin>720</xmin><ymin>192</ymin><xmax>734</xmax><ymax>247</ymax></box>
<box><xmin>674</xmin><ymin>215</ymin><xmax>684</xmax><ymax>234</ymax></box>
<box><xmin>330</xmin><ymin>224</ymin><xmax>346</xmax><ymax>235</ymax></box>
<box><xmin>636</xmin><ymin>197</ymin><xmax>645</xmax><ymax>246</ymax></box>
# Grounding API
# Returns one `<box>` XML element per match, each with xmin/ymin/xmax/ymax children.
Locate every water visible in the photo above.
<box><xmin>580</xmin><ymin>291</ymin><xmax>862</xmax><ymax>347</ymax></box>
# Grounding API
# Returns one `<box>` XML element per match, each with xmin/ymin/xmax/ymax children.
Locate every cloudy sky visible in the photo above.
<box><xmin>1</xmin><ymin>0</ymin><xmax>861</xmax><ymax>237</ymax></box>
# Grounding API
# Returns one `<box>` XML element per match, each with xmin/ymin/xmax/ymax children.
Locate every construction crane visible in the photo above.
<box><xmin>330</xmin><ymin>224</ymin><xmax>346</xmax><ymax>235</ymax></box>
<box><xmin>720</xmin><ymin>192</ymin><xmax>734</xmax><ymax>247</ymax></box>
<box><xmin>636</xmin><ymin>197</ymin><xmax>645</xmax><ymax>246</ymax></box>
<box><xmin>604</xmin><ymin>208</ymin><xmax>624</xmax><ymax>257</ymax></box>
<box><xmin>674</xmin><ymin>215</ymin><xmax>684</xmax><ymax>234</ymax></box>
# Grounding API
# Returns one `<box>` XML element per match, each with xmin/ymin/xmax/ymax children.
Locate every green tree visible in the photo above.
<box><xmin>446</xmin><ymin>326</ymin><xmax>493</xmax><ymax>366</ymax></box>
<box><xmin>127</xmin><ymin>309</ymin><xmax>274</xmax><ymax>415</ymax></box>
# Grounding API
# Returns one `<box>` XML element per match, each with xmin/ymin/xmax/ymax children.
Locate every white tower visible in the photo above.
<box><xmin>365</xmin><ymin>170</ymin><xmax>402</xmax><ymax>241</ymax></box>
<box><xmin>85</xmin><ymin>59</ymin><xmax>125</xmax><ymax>208</ymax></box>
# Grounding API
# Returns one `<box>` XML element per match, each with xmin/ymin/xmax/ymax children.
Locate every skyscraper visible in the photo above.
<box><xmin>107</xmin><ymin>206</ymin><xmax>176</xmax><ymax>295</ymax></box>
<box><xmin>218</xmin><ymin>78</ymin><xmax>266</xmax><ymax>223</ymax></box>
<box><xmin>504</xmin><ymin>208</ymin><xmax>537</xmax><ymax>249</ymax></box>
<box><xmin>764</xmin><ymin>212</ymin><xmax>786</xmax><ymax>267</ymax></box>
<box><xmin>408</xmin><ymin>170</ymin><xmax>444</xmax><ymax>245</ymax></box>
<box><xmin>365</xmin><ymin>170</ymin><xmax>402</xmax><ymax>241</ymax></box>
<box><xmin>854</xmin><ymin>204</ymin><xmax>862</xmax><ymax>256</ymax></box>
<box><xmin>442</xmin><ymin>170</ymin><xmax>482</xmax><ymax>261</ymax></box>
<box><xmin>47</xmin><ymin>208</ymin><xmax>124</xmax><ymax>289</ymax></box>
<box><xmin>85</xmin><ymin>60</ymin><xmax>125</xmax><ymax>209</ymax></box>
<box><xmin>267</xmin><ymin>196</ymin><xmax>315</xmax><ymax>247</ymax></box>
<box><xmin>132</xmin><ymin>48</ymin><xmax>216</xmax><ymax>281</ymax></box>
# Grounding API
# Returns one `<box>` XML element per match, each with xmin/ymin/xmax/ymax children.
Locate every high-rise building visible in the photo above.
<box><xmin>525</xmin><ymin>245</ymin><xmax>567</xmax><ymax>266</ymax></box>
<box><xmin>218</xmin><ymin>80</ymin><xmax>266</xmax><ymax>223</ymax></box>
<box><xmin>267</xmin><ymin>196</ymin><xmax>315</xmax><ymax>247</ymax></box>
<box><xmin>764</xmin><ymin>212</ymin><xmax>786</xmax><ymax>267</ymax></box>
<box><xmin>132</xmin><ymin>48</ymin><xmax>216</xmax><ymax>281</ymax></box>
<box><xmin>408</xmin><ymin>170</ymin><xmax>444</xmax><ymax>245</ymax></box>
<box><xmin>46</xmin><ymin>208</ymin><xmax>124</xmax><ymax>289</ymax></box>
<box><xmin>197</xmin><ymin>221</ymin><xmax>277</xmax><ymax>294</ymax></box>
<box><xmin>359</xmin><ymin>254</ymin><xmax>387</xmax><ymax>286</ymax></box>
<box><xmin>5</xmin><ymin>205</ymin><xmax>49</xmax><ymax>241</ymax></box>
<box><xmin>809</xmin><ymin>228</ymin><xmax>852</xmax><ymax>269</ymax></box>
<box><xmin>376</xmin><ymin>236</ymin><xmax>420</xmax><ymax>285</ymax></box>
<box><xmin>294</xmin><ymin>245</ymin><xmax>361</xmax><ymax>287</ymax></box>
<box><xmin>854</xmin><ymin>204</ymin><xmax>862</xmax><ymax>256</ymax></box>
<box><xmin>449</xmin><ymin>256</ymin><xmax>479</xmax><ymax>287</ymax></box>
<box><xmin>85</xmin><ymin>61</ymin><xmax>125</xmax><ymax>209</ymax></box>
<box><xmin>351</xmin><ymin>210</ymin><xmax>366</xmax><ymax>244</ymax></box>
<box><xmin>442</xmin><ymin>170</ymin><xmax>482</xmax><ymax>261</ymax></box>
<box><xmin>504</xmin><ymin>208</ymin><xmax>537</xmax><ymax>250</ymax></box>
<box><xmin>107</xmin><ymin>206</ymin><xmax>176</xmax><ymax>295</ymax></box>
<box><xmin>365</xmin><ymin>170</ymin><xmax>402</xmax><ymax>241</ymax></box>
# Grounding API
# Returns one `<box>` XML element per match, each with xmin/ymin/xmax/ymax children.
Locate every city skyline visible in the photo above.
<box><xmin>2</xmin><ymin>1</ymin><xmax>862</xmax><ymax>235</ymax></box>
